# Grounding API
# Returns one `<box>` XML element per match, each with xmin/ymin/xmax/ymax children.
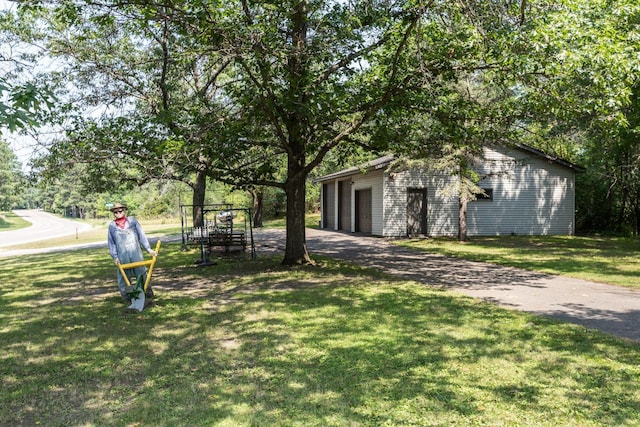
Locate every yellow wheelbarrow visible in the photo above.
<box><xmin>117</xmin><ymin>240</ymin><xmax>161</xmax><ymax>312</ymax></box>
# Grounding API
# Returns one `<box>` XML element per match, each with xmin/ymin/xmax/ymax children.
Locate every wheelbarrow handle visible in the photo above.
<box><xmin>144</xmin><ymin>240</ymin><xmax>161</xmax><ymax>291</ymax></box>
<box><xmin>116</xmin><ymin>240</ymin><xmax>162</xmax><ymax>290</ymax></box>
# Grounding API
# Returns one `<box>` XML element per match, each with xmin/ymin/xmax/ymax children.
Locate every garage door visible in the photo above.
<box><xmin>338</xmin><ymin>180</ymin><xmax>351</xmax><ymax>231</ymax></box>
<box><xmin>323</xmin><ymin>183</ymin><xmax>335</xmax><ymax>229</ymax></box>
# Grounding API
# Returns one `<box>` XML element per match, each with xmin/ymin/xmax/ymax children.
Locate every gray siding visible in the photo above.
<box><xmin>318</xmin><ymin>145</ymin><xmax>577</xmax><ymax>238</ymax></box>
<box><xmin>467</xmin><ymin>146</ymin><xmax>576</xmax><ymax>235</ymax></box>
<box><xmin>383</xmin><ymin>169</ymin><xmax>459</xmax><ymax>237</ymax></box>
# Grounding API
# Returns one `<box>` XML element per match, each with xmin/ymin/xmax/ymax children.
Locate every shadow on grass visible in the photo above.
<box><xmin>1</xmin><ymin>243</ymin><xmax>639</xmax><ymax>426</ymax></box>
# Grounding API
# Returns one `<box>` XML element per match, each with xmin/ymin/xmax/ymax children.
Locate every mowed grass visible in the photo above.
<box><xmin>0</xmin><ymin>211</ymin><xmax>31</xmax><ymax>230</ymax></box>
<box><xmin>263</xmin><ymin>212</ymin><xmax>320</xmax><ymax>229</ymax></box>
<box><xmin>1</xmin><ymin>216</ymin><xmax>182</xmax><ymax>250</ymax></box>
<box><xmin>396</xmin><ymin>235</ymin><xmax>640</xmax><ymax>290</ymax></box>
<box><xmin>1</xmin><ymin>242</ymin><xmax>639</xmax><ymax>426</ymax></box>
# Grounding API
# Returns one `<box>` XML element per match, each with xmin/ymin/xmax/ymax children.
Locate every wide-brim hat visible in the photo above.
<box><xmin>110</xmin><ymin>203</ymin><xmax>128</xmax><ymax>212</ymax></box>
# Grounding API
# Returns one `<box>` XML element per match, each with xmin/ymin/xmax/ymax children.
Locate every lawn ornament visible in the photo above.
<box><xmin>117</xmin><ymin>240</ymin><xmax>161</xmax><ymax>312</ymax></box>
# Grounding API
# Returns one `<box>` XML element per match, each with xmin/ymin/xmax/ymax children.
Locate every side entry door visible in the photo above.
<box><xmin>407</xmin><ymin>188</ymin><xmax>427</xmax><ymax>237</ymax></box>
<box><xmin>355</xmin><ymin>189</ymin><xmax>372</xmax><ymax>234</ymax></box>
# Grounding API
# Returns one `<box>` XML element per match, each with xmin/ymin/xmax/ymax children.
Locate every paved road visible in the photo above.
<box><xmin>255</xmin><ymin>228</ymin><xmax>640</xmax><ymax>342</ymax></box>
<box><xmin>0</xmin><ymin>209</ymin><xmax>93</xmax><ymax>248</ymax></box>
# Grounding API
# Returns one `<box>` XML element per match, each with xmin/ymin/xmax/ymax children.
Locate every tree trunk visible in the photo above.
<box><xmin>618</xmin><ymin>194</ymin><xmax>627</xmax><ymax>232</ymax></box>
<box><xmin>458</xmin><ymin>196</ymin><xmax>468</xmax><ymax>242</ymax></box>
<box><xmin>283</xmin><ymin>171</ymin><xmax>312</xmax><ymax>265</ymax></box>
<box><xmin>250</xmin><ymin>188</ymin><xmax>264</xmax><ymax>228</ymax></box>
<box><xmin>281</xmin><ymin>1</ymin><xmax>311</xmax><ymax>265</ymax></box>
<box><xmin>192</xmin><ymin>168</ymin><xmax>207</xmax><ymax>228</ymax></box>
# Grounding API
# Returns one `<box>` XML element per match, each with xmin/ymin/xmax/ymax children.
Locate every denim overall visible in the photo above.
<box><xmin>114</xmin><ymin>225</ymin><xmax>147</xmax><ymax>299</ymax></box>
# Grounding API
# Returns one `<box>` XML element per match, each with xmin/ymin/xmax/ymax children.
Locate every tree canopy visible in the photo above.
<box><xmin>3</xmin><ymin>0</ymin><xmax>640</xmax><ymax>253</ymax></box>
<box><xmin>509</xmin><ymin>0</ymin><xmax>640</xmax><ymax>233</ymax></box>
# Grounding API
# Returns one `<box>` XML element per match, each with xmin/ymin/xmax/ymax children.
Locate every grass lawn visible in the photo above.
<box><xmin>1</xmin><ymin>242</ymin><xmax>639</xmax><ymax>426</ymax></box>
<box><xmin>1</xmin><ymin>216</ymin><xmax>183</xmax><ymax>250</ymax></box>
<box><xmin>395</xmin><ymin>235</ymin><xmax>640</xmax><ymax>290</ymax></box>
<box><xmin>0</xmin><ymin>211</ymin><xmax>32</xmax><ymax>231</ymax></box>
<box><xmin>262</xmin><ymin>212</ymin><xmax>321</xmax><ymax>229</ymax></box>
<box><xmin>0</xmin><ymin>211</ymin><xmax>315</xmax><ymax>251</ymax></box>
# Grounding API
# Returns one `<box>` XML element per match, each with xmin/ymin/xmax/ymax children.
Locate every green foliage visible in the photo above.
<box><xmin>14</xmin><ymin>1</ymin><xmax>233</xmax><ymax>207</ymax></box>
<box><xmin>505</xmin><ymin>0</ymin><xmax>640</xmax><ymax>234</ymax></box>
<box><xmin>259</xmin><ymin>186</ymin><xmax>287</xmax><ymax>218</ymax></box>
<box><xmin>0</xmin><ymin>7</ymin><xmax>55</xmax><ymax>132</ymax></box>
<box><xmin>98</xmin><ymin>180</ymin><xmax>193</xmax><ymax>219</ymax></box>
<box><xmin>5</xmin><ymin>0</ymin><xmax>640</xmax><ymax>246</ymax></box>
<box><xmin>576</xmin><ymin>81</ymin><xmax>640</xmax><ymax>234</ymax></box>
<box><xmin>0</xmin><ymin>77</ymin><xmax>52</xmax><ymax>133</ymax></box>
<box><xmin>0</xmin><ymin>140</ymin><xmax>25</xmax><ymax>210</ymax></box>
<box><xmin>27</xmin><ymin>162</ymin><xmax>195</xmax><ymax>219</ymax></box>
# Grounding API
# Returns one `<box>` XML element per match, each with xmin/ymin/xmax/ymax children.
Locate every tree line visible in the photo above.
<box><xmin>0</xmin><ymin>0</ymin><xmax>639</xmax><ymax>263</ymax></box>
<box><xmin>0</xmin><ymin>141</ymin><xmax>292</xmax><ymax>222</ymax></box>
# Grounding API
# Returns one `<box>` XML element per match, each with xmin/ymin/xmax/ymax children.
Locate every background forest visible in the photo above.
<box><xmin>0</xmin><ymin>0</ymin><xmax>639</xmax><ymax>238</ymax></box>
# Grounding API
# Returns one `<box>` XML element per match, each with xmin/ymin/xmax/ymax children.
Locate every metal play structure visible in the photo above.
<box><xmin>180</xmin><ymin>204</ymin><xmax>256</xmax><ymax>264</ymax></box>
<box><xmin>117</xmin><ymin>240</ymin><xmax>161</xmax><ymax>312</ymax></box>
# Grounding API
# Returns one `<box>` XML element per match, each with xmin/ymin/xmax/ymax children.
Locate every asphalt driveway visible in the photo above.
<box><xmin>255</xmin><ymin>228</ymin><xmax>640</xmax><ymax>342</ymax></box>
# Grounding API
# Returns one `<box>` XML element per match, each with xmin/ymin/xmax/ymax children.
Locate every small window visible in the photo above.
<box><xmin>475</xmin><ymin>188</ymin><xmax>493</xmax><ymax>201</ymax></box>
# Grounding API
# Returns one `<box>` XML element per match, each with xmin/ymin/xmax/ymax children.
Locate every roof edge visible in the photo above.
<box><xmin>514</xmin><ymin>143</ymin><xmax>585</xmax><ymax>172</ymax></box>
<box><xmin>314</xmin><ymin>144</ymin><xmax>585</xmax><ymax>183</ymax></box>
<box><xmin>313</xmin><ymin>154</ymin><xmax>395</xmax><ymax>183</ymax></box>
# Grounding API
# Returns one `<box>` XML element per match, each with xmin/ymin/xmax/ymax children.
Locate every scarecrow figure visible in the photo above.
<box><xmin>107</xmin><ymin>203</ymin><xmax>157</xmax><ymax>302</ymax></box>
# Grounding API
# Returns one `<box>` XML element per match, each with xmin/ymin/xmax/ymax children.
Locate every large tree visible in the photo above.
<box><xmin>347</xmin><ymin>1</ymin><xmax>538</xmax><ymax>242</ymax></box>
<box><xmin>10</xmin><ymin>0</ymin><xmax>432</xmax><ymax>264</ymax></box>
<box><xmin>207</xmin><ymin>0</ymin><xmax>512</xmax><ymax>263</ymax></box>
<box><xmin>384</xmin><ymin>0</ymin><xmax>640</xmax><ymax>238</ymax></box>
